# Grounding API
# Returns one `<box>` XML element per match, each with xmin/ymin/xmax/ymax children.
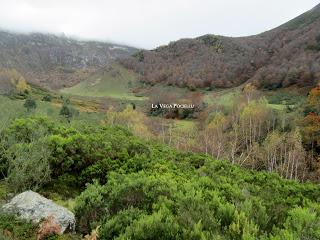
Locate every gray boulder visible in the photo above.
<box><xmin>2</xmin><ymin>190</ymin><xmax>75</xmax><ymax>233</ymax></box>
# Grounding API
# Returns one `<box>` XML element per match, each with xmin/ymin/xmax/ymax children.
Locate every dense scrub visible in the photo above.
<box><xmin>76</xmin><ymin>163</ymin><xmax>320</xmax><ymax>239</ymax></box>
<box><xmin>1</xmin><ymin>116</ymin><xmax>320</xmax><ymax>239</ymax></box>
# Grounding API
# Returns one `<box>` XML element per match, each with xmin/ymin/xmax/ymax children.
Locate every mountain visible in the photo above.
<box><xmin>0</xmin><ymin>31</ymin><xmax>137</xmax><ymax>89</ymax></box>
<box><xmin>121</xmin><ymin>3</ymin><xmax>320</xmax><ymax>89</ymax></box>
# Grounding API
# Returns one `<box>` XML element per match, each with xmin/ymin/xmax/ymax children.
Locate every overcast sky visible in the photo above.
<box><xmin>0</xmin><ymin>0</ymin><xmax>319</xmax><ymax>49</ymax></box>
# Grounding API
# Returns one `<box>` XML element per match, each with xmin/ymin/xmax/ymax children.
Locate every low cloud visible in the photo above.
<box><xmin>0</xmin><ymin>0</ymin><xmax>318</xmax><ymax>49</ymax></box>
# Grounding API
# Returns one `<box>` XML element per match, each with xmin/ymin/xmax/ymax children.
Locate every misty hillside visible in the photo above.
<box><xmin>121</xmin><ymin>3</ymin><xmax>320</xmax><ymax>89</ymax></box>
<box><xmin>0</xmin><ymin>31</ymin><xmax>137</xmax><ymax>89</ymax></box>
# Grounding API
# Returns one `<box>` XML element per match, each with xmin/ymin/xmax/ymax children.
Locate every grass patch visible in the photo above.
<box><xmin>267</xmin><ymin>104</ymin><xmax>287</xmax><ymax>111</ymax></box>
<box><xmin>47</xmin><ymin>193</ymin><xmax>76</xmax><ymax>212</ymax></box>
<box><xmin>0</xmin><ymin>181</ymin><xmax>8</xmax><ymax>205</ymax></box>
<box><xmin>173</xmin><ymin>119</ymin><xmax>196</xmax><ymax>131</ymax></box>
<box><xmin>0</xmin><ymin>94</ymin><xmax>108</xmax><ymax>126</ymax></box>
<box><xmin>61</xmin><ymin>64</ymin><xmax>147</xmax><ymax>101</ymax></box>
<box><xmin>204</xmin><ymin>88</ymin><xmax>241</xmax><ymax>107</ymax></box>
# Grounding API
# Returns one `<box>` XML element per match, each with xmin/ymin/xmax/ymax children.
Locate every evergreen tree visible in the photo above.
<box><xmin>23</xmin><ymin>97</ymin><xmax>37</xmax><ymax>112</ymax></box>
<box><xmin>59</xmin><ymin>103</ymin><xmax>73</xmax><ymax>122</ymax></box>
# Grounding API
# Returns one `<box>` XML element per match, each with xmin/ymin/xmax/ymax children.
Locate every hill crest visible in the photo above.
<box><xmin>121</xmin><ymin>3</ymin><xmax>320</xmax><ymax>89</ymax></box>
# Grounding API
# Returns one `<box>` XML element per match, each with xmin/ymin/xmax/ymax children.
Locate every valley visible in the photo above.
<box><xmin>0</xmin><ymin>2</ymin><xmax>320</xmax><ymax>240</ymax></box>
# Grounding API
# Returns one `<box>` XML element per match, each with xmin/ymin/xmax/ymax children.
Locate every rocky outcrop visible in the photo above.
<box><xmin>2</xmin><ymin>190</ymin><xmax>75</xmax><ymax>233</ymax></box>
<box><xmin>0</xmin><ymin>31</ymin><xmax>138</xmax><ymax>89</ymax></box>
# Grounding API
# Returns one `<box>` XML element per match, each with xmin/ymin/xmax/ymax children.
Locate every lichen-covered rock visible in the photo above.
<box><xmin>2</xmin><ymin>190</ymin><xmax>75</xmax><ymax>233</ymax></box>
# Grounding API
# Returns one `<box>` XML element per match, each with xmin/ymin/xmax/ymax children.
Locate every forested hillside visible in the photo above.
<box><xmin>121</xmin><ymin>3</ymin><xmax>320</xmax><ymax>89</ymax></box>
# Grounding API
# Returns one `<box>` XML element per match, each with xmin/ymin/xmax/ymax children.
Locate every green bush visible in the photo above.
<box><xmin>42</xmin><ymin>95</ymin><xmax>52</xmax><ymax>102</ymax></box>
<box><xmin>0</xmin><ymin>118</ymin><xmax>54</xmax><ymax>191</ymax></box>
<box><xmin>277</xmin><ymin>207</ymin><xmax>320</xmax><ymax>239</ymax></box>
<box><xmin>6</xmin><ymin>140</ymin><xmax>51</xmax><ymax>193</ymax></box>
<box><xmin>99</xmin><ymin>207</ymin><xmax>146</xmax><ymax>239</ymax></box>
<box><xmin>118</xmin><ymin>206</ymin><xmax>181</xmax><ymax>240</ymax></box>
<box><xmin>23</xmin><ymin>97</ymin><xmax>37</xmax><ymax>112</ymax></box>
<box><xmin>74</xmin><ymin>180</ymin><xmax>108</xmax><ymax>233</ymax></box>
<box><xmin>0</xmin><ymin>211</ymin><xmax>37</xmax><ymax>240</ymax></box>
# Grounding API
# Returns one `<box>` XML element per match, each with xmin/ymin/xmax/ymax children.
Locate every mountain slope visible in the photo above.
<box><xmin>0</xmin><ymin>31</ymin><xmax>137</xmax><ymax>89</ymax></box>
<box><xmin>61</xmin><ymin>63</ymin><xmax>146</xmax><ymax>101</ymax></box>
<box><xmin>121</xmin><ymin>3</ymin><xmax>320</xmax><ymax>89</ymax></box>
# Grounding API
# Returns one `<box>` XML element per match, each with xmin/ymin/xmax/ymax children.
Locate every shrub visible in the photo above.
<box><xmin>74</xmin><ymin>181</ymin><xmax>108</xmax><ymax>233</ymax></box>
<box><xmin>23</xmin><ymin>97</ymin><xmax>37</xmax><ymax>112</ymax></box>
<box><xmin>6</xmin><ymin>140</ymin><xmax>51</xmax><ymax>193</ymax></box>
<box><xmin>60</xmin><ymin>104</ymin><xmax>73</xmax><ymax>122</ymax></box>
<box><xmin>0</xmin><ymin>211</ymin><xmax>37</xmax><ymax>240</ymax></box>
<box><xmin>118</xmin><ymin>206</ymin><xmax>180</xmax><ymax>240</ymax></box>
<box><xmin>280</xmin><ymin>207</ymin><xmax>320</xmax><ymax>239</ymax></box>
<box><xmin>3</xmin><ymin>117</ymin><xmax>62</xmax><ymax>143</ymax></box>
<box><xmin>99</xmin><ymin>207</ymin><xmax>146</xmax><ymax>239</ymax></box>
<box><xmin>42</xmin><ymin>95</ymin><xmax>52</xmax><ymax>102</ymax></box>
